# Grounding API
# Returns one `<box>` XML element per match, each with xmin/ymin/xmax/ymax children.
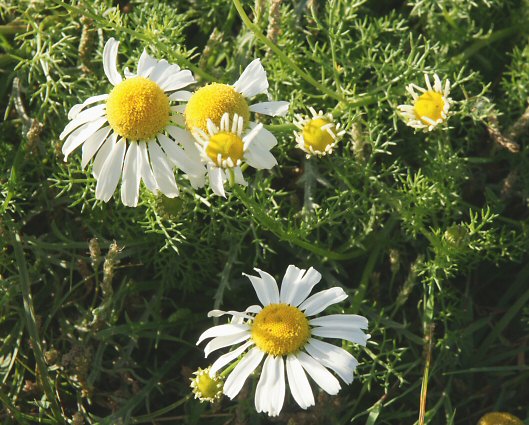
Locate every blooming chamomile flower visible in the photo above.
<box><xmin>294</xmin><ymin>107</ymin><xmax>345</xmax><ymax>157</ymax></box>
<box><xmin>398</xmin><ymin>73</ymin><xmax>451</xmax><ymax>131</ymax></box>
<box><xmin>181</xmin><ymin>58</ymin><xmax>289</xmax><ymax>143</ymax></box>
<box><xmin>60</xmin><ymin>38</ymin><xmax>206</xmax><ymax>207</ymax></box>
<box><xmin>197</xmin><ymin>265</ymin><xmax>369</xmax><ymax>417</ymax></box>
<box><xmin>192</xmin><ymin>112</ymin><xmax>277</xmax><ymax>197</ymax></box>
<box><xmin>190</xmin><ymin>366</ymin><xmax>224</xmax><ymax>403</ymax></box>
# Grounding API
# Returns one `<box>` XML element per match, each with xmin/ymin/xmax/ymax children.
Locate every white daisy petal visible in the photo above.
<box><xmin>137</xmin><ymin>49</ymin><xmax>157</xmax><ymax>78</ymax></box>
<box><xmin>305</xmin><ymin>338</ymin><xmax>358</xmax><ymax>384</ymax></box>
<box><xmin>288</xmin><ymin>267</ymin><xmax>322</xmax><ymax>307</ymax></box>
<box><xmin>154</xmin><ymin>64</ymin><xmax>181</xmax><ymax>88</ymax></box>
<box><xmin>233</xmin><ymin>167</ymin><xmax>247</xmax><ymax>186</ymax></box>
<box><xmin>208</xmin><ymin>166</ymin><xmax>225</xmax><ymax>197</ymax></box>
<box><xmin>197</xmin><ymin>323</ymin><xmax>250</xmax><ymax>345</ymax></box>
<box><xmin>120</xmin><ymin>142</ymin><xmax>140</xmax><ymax>207</ymax></box>
<box><xmin>204</xmin><ymin>332</ymin><xmax>251</xmax><ymax>358</ymax></box>
<box><xmin>95</xmin><ymin>138</ymin><xmax>126</xmax><ymax>202</ymax></box>
<box><xmin>81</xmin><ymin>126</ymin><xmax>111</xmax><ymax>169</ymax></box>
<box><xmin>60</xmin><ymin>104</ymin><xmax>106</xmax><ymax>140</ymax></box>
<box><xmin>148</xmin><ymin>142</ymin><xmax>179</xmax><ymax>197</ymax></box>
<box><xmin>310</xmin><ymin>314</ymin><xmax>368</xmax><ymax>330</ymax></box>
<box><xmin>93</xmin><ymin>134</ymin><xmax>117</xmax><ymax>179</ymax></box>
<box><xmin>296</xmin><ymin>351</ymin><xmax>341</xmax><ymax>395</ymax></box>
<box><xmin>103</xmin><ymin>38</ymin><xmax>122</xmax><ymax>86</ymax></box>
<box><xmin>161</xmin><ymin>70</ymin><xmax>196</xmax><ymax>91</ymax></box>
<box><xmin>255</xmin><ymin>355</ymin><xmax>285</xmax><ymax>416</ymax></box>
<box><xmin>62</xmin><ymin>117</ymin><xmax>107</xmax><ymax>160</ymax></box>
<box><xmin>224</xmin><ymin>347</ymin><xmax>265</xmax><ymax>399</ymax></box>
<box><xmin>310</xmin><ymin>326</ymin><xmax>370</xmax><ymax>347</ymax></box>
<box><xmin>157</xmin><ymin>133</ymin><xmax>205</xmax><ymax>177</ymax></box>
<box><xmin>248</xmin><ymin>122</ymin><xmax>277</xmax><ymax>149</ymax></box>
<box><xmin>299</xmin><ymin>287</ymin><xmax>348</xmax><ymax>317</ymax></box>
<box><xmin>232</xmin><ymin>58</ymin><xmax>269</xmax><ymax>98</ymax></box>
<box><xmin>149</xmin><ymin>59</ymin><xmax>170</xmax><ymax>84</ymax></box>
<box><xmin>244</xmin><ymin>143</ymin><xmax>278</xmax><ymax>170</ymax></box>
<box><xmin>210</xmin><ymin>340</ymin><xmax>254</xmax><ymax>376</ymax></box>
<box><xmin>137</xmin><ymin>141</ymin><xmax>158</xmax><ymax>192</ymax></box>
<box><xmin>243</xmin><ymin>268</ymin><xmax>280</xmax><ymax>306</ymax></box>
<box><xmin>169</xmin><ymin>90</ymin><xmax>193</xmax><ymax>102</ymax></box>
<box><xmin>279</xmin><ymin>265</ymin><xmax>306</xmax><ymax>305</ymax></box>
<box><xmin>68</xmin><ymin>94</ymin><xmax>109</xmax><ymax>119</ymax></box>
<box><xmin>166</xmin><ymin>126</ymin><xmax>203</xmax><ymax>163</ymax></box>
<box><xmin>249</xmin><ymin>101</ymin><xmax>289</xmax><ymax>117</ymax></box>
<box><xmin>286</xmin><ymin>354</ymin><xmax>315</xmax><ymax>409</ymax></box>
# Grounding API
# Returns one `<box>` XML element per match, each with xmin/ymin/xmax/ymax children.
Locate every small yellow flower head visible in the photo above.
<box><xmin>398</xmin><ymin>74</ymin><xmax>451</xmax><ymax>131</ymax></box>
<box><xmin>477</xmin><ymin>412</ymin><xmax>523</xmax><ymax>425</ymax></box>
<box><xmin>190</xmin><ymin>366</ymin><xmax>224</xmax><ymax>403</ymax></box>
<box><xmin>294</xmin><ymin>107</ymin><xmax>345</xmax><ymax>157</ymax></box>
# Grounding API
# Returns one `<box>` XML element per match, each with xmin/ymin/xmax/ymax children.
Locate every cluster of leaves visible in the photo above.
<box><xmin>1</xmin><ymin>0</ymin><xmax>529</xmax><ymax>424</ymax></box>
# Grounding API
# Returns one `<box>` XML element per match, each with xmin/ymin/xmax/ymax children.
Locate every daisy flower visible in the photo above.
<box><xmin>398</xmin><ymin>73</ymin><xmax>451</xmax><ymax>131</ymax></box>
<box><xmin>294</xmin><ymin>107</ymin><xmax>345</xmax><ymax>157</ymax></box>
<box><xmin>60</xmin><ymin>38</ymin><xmax>206</xmax><ymax>207</ymax></box>
<box><xmin>190</xmin><ymin>366</ymin><xmax>224</xmax><ymax>403</ymax></box>
<box><xmin>192</xmin><ymin>112</ymin><xmax>277</xmax><ymax>197</ymax></box>
<box><xmin>197</xmin><ymin>265</ymin><xmax>369</xmax><ymax>417</ymax></box>
<box><xmin>181</xmin><ymin>58</ymin><xmax>289</xmax><ymax>144</ymax></box>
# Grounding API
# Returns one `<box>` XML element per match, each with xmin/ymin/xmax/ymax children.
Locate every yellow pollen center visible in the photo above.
<box><xmin>302</xmin><ymin>118</ymin><xmax>336</xmax><ymax>152</ymax></box>
<box><xmin>414</xmin><ymin>91</ymin><xmax>445</xmax><ymax>124</ymax></box>
<box><xmin>206</xmin><ymin>132</ymin><xmax>244</xmax><ymax>167</ymax></box>
<box><xmin>196</xmin><ymin>374</ymin><xmax>222</xmax><ymax>399</ymax></box>
<box><xmin>251</xmin><ymin>304</ymin><xmax>311</xmax><ymax>356</ymax></box>
<box><xmin>185</xmin><ymin>83</ymin><xmax>250</xmax><ymax>132</ymax></box>
<box><xmin>106</xmin><ymin>77</ymin><xmax>170</xmax><ymax>140</ymax></box>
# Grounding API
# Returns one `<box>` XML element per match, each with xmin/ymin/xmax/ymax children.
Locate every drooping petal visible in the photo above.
<box><xmin>255</xmin><ymin>355</ymin><xmax>285</xmax><ymax>417</ymax></box>
<box><xmin>304</xmin><ymin>338</ymin><xmax>358</xmax><ymax>384</ymax></box>
<box><xmin>204</xmin><ymin>332</ymin><xmax>251</xmax><ymax>358</ymax></box>
<box><xmin>232</xmin><ymin>58</ymin><xmax>268</xmax><ymax>98</ymax></box>
<box><xmin>298</xmin><ymin>287</ymin><xmax>348</xmax><ymax>317</ymax></box>
<box><xmin>249</xmin><ymin>101</ymin><xmax>289</xmax><ymax>117</ymax></box>
<box><xmin>296</xmin><ymin>351</ymin><xmax>341</xmax><ymax>395</ymax></box>
<box><xmin>81</xmin><ymin>126</ymin><xmax>111</xmax><ymax>169</ymax></box>
<box><xmin>92</xmin><ymin>134</ymin><xmax>117</xmax><ymax>179</ymax></box>
<box><xmin>210</xmin><ymin>340</ymin><xmax>254</xmax><ymax>376</ymax></box>
<box><xmin>60</xmin><ymin>104</ymin><xmax>106</xmax><ymax>140</ymax></box>
<box><xmin>309</xmin><ymin>314</ymin><xmax>368</xmax><ymax>330</ymax></box>
<box><xmin>120</xmin><ymin>141</ymin><xmax>141</xmax><ymax>207</ymax></box>
<box><xmin>286</xmin><ymin>354</ymin><xmax>315</xmax><ymax>409</ymax></box>
<box><xmin>166</xmin><ymin>126</ymin><xmax>203</xmax><ymax>163</ymax></box>
<box><xmin>207</xmin><ymin>166</ymin><xmax>225</xmax><ymax>197</ymax></box>
<box><xmin>62</xmin><ymin>117</ymin><xmax>107</xmax><ymax>160</ymax></box>
<box><xmin>95</xmin><ymin>138</ymin><xmax>126</xmax><ymax>202</ymax></box>
<box><xmin>68</xmin><ymin>94</ymin><xmax>109</xmax><ymax>119</ymax></box>
<box><xmin>310</xmin><ymin>326</ymin><xmax>369</xmax><ymax>347</ymax></box>
<box><xmin>103</xmin><ymin>38</ymin><xmax>122</xmax><ymax>86</ymax></box>
<box><xmin>137</xmin><ymin>141</ymin><xmax>158</xmax><ymax>192</ymax></box>
<box><xmin>148</xmin><ymin>141</ymin><xmax>179</xmax><ymax>197</ymax></box>
<box><xmin>157</xmin><ymin>133</ymin><xmax>205</xmax><ymax>177</ymax></box>
<box><xmin>233</xmin><ymin>167</ymin><xmax>247</xmax><ymax>186</ymax></box>
<box><xmin>224</xmin><ymin>347</ymin><xmax>265</xmax><ymax>399</ymax></box>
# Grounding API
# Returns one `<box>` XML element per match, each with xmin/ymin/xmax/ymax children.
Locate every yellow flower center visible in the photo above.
<box><xmin>195</xmin><ymin>373</ymin><xmax>222</xmax><ymax>400</ymax></box>
<box><xmin>106</xmin><ymin>77</ymin><xmax>170</xmax><ymax>140</ymax></box>
<box><xmin>206</xmin><ymin>132</ymin><xmax>244</xmax><ymax>167</ymax></box>
<box><xmin>478</xmin><ymin>413</ymin><xmax>523</xmax><ymax>425</ymax></box>
<box><xmin>185</xmin><ymin>83</ymin><xmax>250</xmax><ymax>132</ymax></box>
<box><xmin>302</xmin><ymin>118</ymin><xmax>336</xmax><ymax>152</ymax></box>
<box><xmin>251</xmin><ymin>304</ymin><xmax>311</xmax><ymax>357</ymax></box>
<box><xmin>414</xmin><ymin>91</ymin><xmax>445</xmax><ymax>125</ymax></box>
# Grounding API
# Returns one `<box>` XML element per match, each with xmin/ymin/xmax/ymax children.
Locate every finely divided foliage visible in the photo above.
<box><xmin>1</xmin><ymin>0</ymin><xmax>529</xmax><ymax>424</ymax></box>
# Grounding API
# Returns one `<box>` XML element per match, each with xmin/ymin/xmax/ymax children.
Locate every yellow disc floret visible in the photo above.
<box><xmin>414</xmin><ymin>91</ymin><xmax>445</xmax><ymax>125</ymax></box>
<box><xmin>251</xmin><ymin>304</ymin><xmax>311</xmax><ymax>356</ymax></box>
<box><xmin>478</xmin><ymin>413</ymin><xmax>523</xmax><ymax>425</ymax></box>
<box><xmin>106</xmin><ymin>77</ymin><xmax>170</xmax><ymax>140</ymax></box>
<box><xmin>206</xmin><ymin>131</ymin><xmax>244</xmax><ymax>167</ymax></box>
<box><xmin>185</xmin><ymin>83</ymin><xmax>250</xmax><ymax>132</ymax></box>
<box><xmin>302</xmin><ymin>117</ymin><xmax>336</xmax><ymax>153</ymax></box>
<box><xmin>190</xmin><ymin>367</ymin><xmax>224</xmax><ymax>403</ymax></box>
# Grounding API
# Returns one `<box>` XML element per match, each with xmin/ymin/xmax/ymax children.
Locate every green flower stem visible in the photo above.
<box><xmin>54</xmin><ymin>0</ymin><xmax>215</xmax><ymax>82</ymax></box>
<box><xmin>0</xmin><ymin>24</ymin><xmax>27</xmax><ymax>35</ymax></box>
<box><xmin>233</xmin><ymin>185</ymin><xmax>364</xmax><ymax>260</ymax></box>
<box><xmin>264</xmin><ymin>123</ymin><xmax>297</xmax><ymax>133</ymax></box>
<box><xmin>130</xmin><ymin>395</ymin><xmax>191</xmax><ymax>424</ymax></box>
<box><xmin>8</xmin><ymin>221</ymin><xmax>64</xmax><ymax>423</ymax></box>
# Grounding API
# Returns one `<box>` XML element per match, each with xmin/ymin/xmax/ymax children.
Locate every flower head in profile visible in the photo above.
<box><xmin>192</xmin><ymin>112</ymin><xmax>277</xmax><ymax>197</ymax></box>
<box><xmin>181</xmin><ymin>58</ymin><xmax>288</xmax><ymax>145</ymax></box>
<box><xmin>294</xmin><ymin>107</ymin><xmax>345</xmax><ymax>157</ymax></box>
<box><xmin>190</xmin><ymin>366</ymin><xmax>224</xmax><ymax>403</ymax></box>
<box><xmin>197</xmin><ymin>265</ymin><xmax>369</xmax><ymax>417</ymax></box>
<box><xmin>398</xmin><ymin>73</ymin><xmax>451</xmax><ymax>131</ymax></box>
<box><xmin>60</xmin><ymin>38</ymin><xmax>205</xmax><ymax>207</ymax></box>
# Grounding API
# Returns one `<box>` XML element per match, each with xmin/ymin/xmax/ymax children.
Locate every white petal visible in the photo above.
<box><xmin>161</xmin><ymin>70</ymin><xmax>196</xmax><ymax>91</ymax></box>
<box><xmin>120</xmin><ymin>142</ymin><xmax>140</xmax><ymax>207</ymax></box>
<box><xmin>255</xmin><ymin>355</ymin><xmax>285</xmax><ymax>416</ymax></box>
<box><xmin>204</xmin><ymin>332</ymin><xmax>251</xmax><ymax>358</ymax></box>
<box><xmin>60</xmin><ymin>104</ymin><xmax>106</xmax><ymax>140</ymax></box>
<box><xmin>81</xmin><ymin>126</ymin><xmax>111</xmax><ymax>169</ymax></box>
<box><xmin>233</xmin><ymin>167</ymin><xmax>247</xmax><ymax>186</ymax></box>
<box><xmin>62</xmin><ymin>117</ymin><xmax>107</xmax><ymax>160</ymax></box>
<box><xmin>148</xmin><ymin>142</ymin><xmax>179</xmax><ymax>197</ymax></box>
<box><xmin>305</xmin><ymin>338</ymin><xmax>358</xmax><ymax>384</ymax></box>
<box><xmin>299</xmin><ymin>287</ymin><xmax>348</xmax><ymax>317</ymax></box>
<box><xmin>138</xmin><ymin>141</ymin><xmax>158</xmax><ymax>192</ymax></box>
<box><xmin>248</xmin><ymin>122</ymin><xmax>277</xmax><ymax>149</ymax></box>
<box><xmin>93</xmin><ymin>134</ymin><xmax>117</xmax><ymax>179</ymax></box>
<box><xmin>149</xmin><ymin>59</ymin><xmax>170</xmax><ymax>84</ymax></box>
<box><xmin>208</xmin><ymin>166</ymin><xmax>225</xmax><ymax>197</ymax></box>
<box><xmin>296</xmin><ymin>351</ymin><xmax>341</xmax><ymax>395</ymax></box>
<box><xmin>279</xmin><ymin>265</ymin><xmax>305</xmax><ymax>305</ymax></box>
<box><xmin>95</xmin><ymin>138</ymin><xmax>126</xmax><ymax>202</ymax></box>
<box><xmin>243</xmin><ymin>271</ymin><xmax>278</xmax><ymax>307</ymax></box>
<box><xmin>310</xmin><ymin>326</ymin><xmax>369</xmax><ymax>347</ymax></box>
<box><xmin>286</xmin><ymin>354</ymin><xmax>314</xmax><ymax>409</ymax></box>
<box><xmin>244</xmin><ymin>144</ymin><xmax>277</xmax><ymax>170</ymax></box>
<box><xmin>210</xmin><ymin>340</ymin><xmax>254</xmax><ymax>376</ymax></box>
<box><xmin>155</xmin><ymin>64</ymin><xmax>182</xmax><ymax>88</ymax></box>
<box><xmin>233</xmin><ymin>58</ymin><xmax>269</xmax><ymax>98</ymax></box>
<box><xmin>166</xmin><ymin>126</ymin><xmax>202</xmax><ymax>163</ymax></box>
<box><xmin>68</xmin><ymin>94</ymin><xmax>108</xmax><ymax>119</ymax></box>
<box><xmin>197</xmin><ymin>323</ymin><xmax>250</xmax><ymax>345</ymax></box>
<box><xmin>157</xmin><ymin>133</ymin><xmax>205</xmax><ymax>177</ymax></box>
<box><xmin>309</xmin><ymin>314</ymin><xmax>368</xmax><ymax>330</ymax></box>
<box><xmin>123</xmin><ymin>67</ymin><xmax>135</xmax><ymax>79</ymax></box>
<box><xmin>137</xmin><ymin>49</ymin><xmax>157</xmax><ymax>78</ymax></box>
<box><xmin>288</xmin><ymin>267</ymin><xmax>322</xmax><ymax>307</ymax></box>
<box><xmin>224</xmin><ymin>347</ymin><xmax>265</xmax><ymax>399</ymax></box>
<box><xmin>103</xmin><ymin>38</ymin><xmax>122</xmax><ymax>86</ymax></box>
<box><xmin>249</xmin><ymin>101</ymin><xmax>289</xmax><ymax>117</ymax></box>
<box><xmin>169</xmin><ymin>90</ymin><xmax>192</xmax><ymax>101</ymax></box>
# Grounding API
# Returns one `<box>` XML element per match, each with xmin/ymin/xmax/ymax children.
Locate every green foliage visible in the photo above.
<box><xmin>1</xmin><ymin>0</ymin><xmax>529</xmax><ymax>424</ymax></box>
